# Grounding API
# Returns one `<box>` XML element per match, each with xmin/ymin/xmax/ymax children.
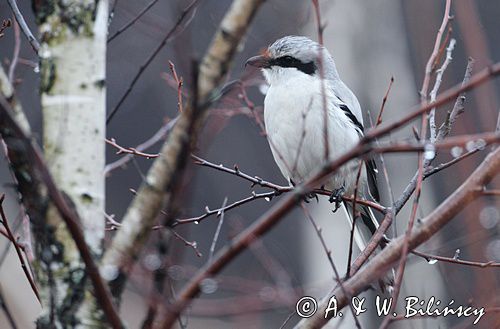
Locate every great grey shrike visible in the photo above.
<box><xmin>246</xmin><ymin>36</ymin><xmax>382</xmax><ymax>255</ymax></box>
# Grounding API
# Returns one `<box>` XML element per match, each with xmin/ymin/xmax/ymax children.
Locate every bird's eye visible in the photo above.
<box><xmin>280</xmin><ymin>56</ymin><xmax>295</xmax><ymax>64</ymax></box>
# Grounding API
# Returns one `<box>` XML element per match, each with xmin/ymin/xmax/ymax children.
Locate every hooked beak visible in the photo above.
<box><xmin>245</xmin><ymin>55</ymin><xmax>271</xmax><ymax>69</ymax></box>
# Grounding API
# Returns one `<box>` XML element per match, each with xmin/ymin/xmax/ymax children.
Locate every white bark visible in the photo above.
<box><xmin>41</xmin><ymin>0</ymin><xmax>107</xmax><ymax>254</ymax></box>
<box><xmin>34</xmin><ymin>0</ymin><xmax>109</xmax><ymax>327</ymax></box>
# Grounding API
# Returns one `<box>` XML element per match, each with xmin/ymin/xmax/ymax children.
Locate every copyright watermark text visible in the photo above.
<box><xmin>295</xmin><ymin>295</ymin><xmax>485</xmax><ymax>325</ymax></box>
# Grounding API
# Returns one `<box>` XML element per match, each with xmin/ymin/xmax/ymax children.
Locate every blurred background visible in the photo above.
<box><xmin>0</xmin><ymin>0</ymin><xmax>499</xmax><ymax>328</ymax></box>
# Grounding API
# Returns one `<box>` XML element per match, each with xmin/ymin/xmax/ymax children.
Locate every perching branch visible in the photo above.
<box><xmin>295</xmin><ymin>146</ymin><xmax>500</xmax><ymax>329</ymax></box>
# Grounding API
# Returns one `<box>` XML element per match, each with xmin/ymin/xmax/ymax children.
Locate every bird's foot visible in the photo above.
<box><xmin>328</xmin><ymin>186</ymin><xmax>345</xmax><ymax>212</ymax></box>
<box><xmin>299</xmin><ymin>192</ymin><xmax>319</xmax><ymax>204</ymax></box>
<box><xmin>289</xmin><ymin>179</ymin><xmax>319</xmax><ymax>203</ymax></box>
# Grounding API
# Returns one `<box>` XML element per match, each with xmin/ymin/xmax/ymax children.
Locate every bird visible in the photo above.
<box><xmin>245</xmin><ymin>36</ymin><xmax>385</xmax><ymax>264</ymax></box>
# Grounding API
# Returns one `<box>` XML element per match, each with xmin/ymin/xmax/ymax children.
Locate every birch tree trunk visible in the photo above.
<box><xmin>32</xmin><ymin>1</ymin><xmax>108</xmax><ymax>327</ymax></box>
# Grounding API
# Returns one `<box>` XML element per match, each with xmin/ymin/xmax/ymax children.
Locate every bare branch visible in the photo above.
<box><xmin>0</xmin><ymin>194</ymin><xmax>40</xmax><ymax>303</ymax></box>
<box><xmin>376</xmin><ymin>76</ymin><xmax>394</xmax><ymax>126</ymax></box>
<box><xmin>100</xmin><ymin>0</ymin><xmax>265</xmax><ymax>305</ymax></box>
<box><xmin>6</xmin><ymin>0</ymin><xmax>40</xmax><ymax>54</ymax></box>
<box><xmin>107</xmin><ymin>0</ymin><xmax>160</xmax><ymax>42</ymax></box>
<box><xmin>411</xmin><ymin>249</ymin><xmax>500</xmax><ymax>268</ymax></box>
<box><xmin>429</xmin><ymin>38</ymin><xmax>456</xmax><ymax>142</ymax></box>
<box><xmin>437</xmin><ymin>57</ymin><xmax>475</xmax><ymax>141</ymax></box>
<box><xmin>419</xmin><ymin>0</ymin><xmax>452</xmax><ymax>103</ymax></box>
<box><xmin>106</xmin><ymin>0</ymin><xmax>200</xmax><ymax>124</ymax></box>
<box><xmin>0</xmin><ymin>95</ymin><xmax>124</xmax><ymax>329</ymax></box>
<box><xmin>105</xmin><ymin>117</ymin><xmax>178</xmax><ymax>174</ymax></box>
<box><xmin>295</xmin><ymin>146</ymin><xmax>500</xmax><ymax>329</ymax></box>
<box><xmin>364</xmin><ymin>62</ymin><xmax>500</xmax><ymax>142</ymax></box>
<box><xmin>300</xmin><ymin>203</ymin><xmax>363</xmax><ymax>329</ymax></box>
<box><xmin>209</xmin><ymin>197</ymin><xmax>228</xmax><ymax>262</ymax></box>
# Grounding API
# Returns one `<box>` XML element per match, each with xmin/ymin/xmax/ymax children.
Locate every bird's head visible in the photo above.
<box><xmin>245</xmin><ymin>36</ymin><xmax>339</xmax><ymax>85</ymax></box>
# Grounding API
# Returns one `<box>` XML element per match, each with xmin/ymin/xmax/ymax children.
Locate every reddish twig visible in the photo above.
<box><xmin>106</xmin><ymin>0</ymin><xmax>200</xmax><ymax>124</ymax></box>
<box><xmin>296</xmin><ymin>147</ymin><xmax>500</xmax><ymax>329</ymax></box>
<box><xmin>170</xmin><ymin>229</ymin><xmax>202</xmax><ymax>258</ymax></box>
<box><xmin>364</xmin><ymin>62</ymin><xmax>500</xmax><ymax>142</ymax></box>
<box><xmin>381</xmin><ymin>3</ymin><xmax>454</xmax><ymax>323</ymax></box>
<box><xmin>168</xmin><ymin>61</ymin><xmax>184</xmax><ymax>113</ymax></box>
<box><xmin>376</xmin><ymin>76</ymin><xmax>394</xmax><ymax>126</ymax></box>
<box><xmin>173</xmin><ymin>191</ymin><xmax>276</xmax><ymax>226</ymax></box>
<box><xmin>105</xmin><ymin>117</ymin><xmax>178</xmax><ymax>174</ymax></box>
<box><xmin>191</xmin><ymin>154</ymin><xmax>288</xmax><ymax>192</ymax></box>
<box><xmin>300</xmin><ymin>203</ymin><xmax>363</xmax><ymax>329</ymax></box>
<box><xmin>105</xmin><ymin>212</ymin><xmax>201</xmax><ymax>257</ymax></box>
<box><xmin>106</xmin><ymin>138</ymin><xmax>159</xmax><ymax>158</ymax></box>
<box><xmin>0</xmin><ymin>194</ymin><xmax>40</xmax><ymax>303</ymax></box>
<box><xmin>419</xmin><ymin>0</ymin><xmax>452</xmax><ymax>103</ymax></box>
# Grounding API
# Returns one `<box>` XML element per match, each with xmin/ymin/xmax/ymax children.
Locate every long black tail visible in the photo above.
<box><xmin>342</xmin><ymin>201</ymin><xmax>394</xmax><ymax>292</ymax></box>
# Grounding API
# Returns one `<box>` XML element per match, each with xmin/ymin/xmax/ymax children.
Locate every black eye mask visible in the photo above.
<box><xmin>270</xmin><ymin>55</ymin><xmax>317</xmax><ymax>75</ymax></box>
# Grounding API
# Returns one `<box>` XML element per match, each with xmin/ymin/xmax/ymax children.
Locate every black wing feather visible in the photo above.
<box><xmin>366</xmin><ymin>158</ymin><xmax>380</xmax><ymax>202</ymax></box>
<box><xmin>338</xmin><ymin>101</ymin><xmax>379</xmax><ymax>202</ymax></box>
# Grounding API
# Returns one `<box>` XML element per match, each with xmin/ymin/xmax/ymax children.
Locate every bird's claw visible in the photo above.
<box><xmin>301</xmin><ymin>192</ymin><xmax>319</xmax><ymax>203</ymax></box>
<box><xmin>329</xmin><ymin>187</ymin><xmax>345</xmax><ymax>212</ymax></box>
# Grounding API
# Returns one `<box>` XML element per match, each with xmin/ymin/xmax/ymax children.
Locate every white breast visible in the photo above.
<box><xmin>263</xmin><ymin>71</ymin><xmax>362</xmax><ymax>193</ymax></box>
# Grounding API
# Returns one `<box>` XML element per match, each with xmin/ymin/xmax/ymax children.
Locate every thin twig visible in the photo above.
<box><xmin>174</xmin><ymin>191</ymin><xmax>276</xmax><ymax>226</ymax></box>
<box><xmin>168</xmin><ymin>61</ymin><xmax>184</xmax><ymax>113</ymax></box>
<box><xmin>106</xmin><ymin>138</ymin><xmax>159</xmax><ymax>158</ymax></box>
<box><xmin>429</xmin><ymin>38</ymin><xmax>456</xmax><ymax>142</ymax></box>
<box><xmin>170</xmin><ymin>229</ymin><xmax>202</xmax><ymax>258</ymax></box>
<box><xmin>364</xmin><ymin>62</ymin><xmax>500</xmax><ymax>142</ymax></box>
<box><xmin>0</xmin><ymin>95</ymin><xmax>124</xmax><ymax>329</ymax></box>
<box><xmin>8</xmin><ymin>18</ymin><xmax>21</xmax><ymax>84</ymax></box>
<box><xmin>300</xmin><ymin>203</ymin><xmax>336</xmax><ymax>274</ymax></box>
<box><xmin>6</xmin><ymin>0</ymin><xmax>40</xmax><ymax>53</ymax></box>
<box><xmin>107</xmin><ymin>0</ymin><xmax>160</xmax><ymax>42</ymax></box>
<box><xmin>209</xmin><ymin>197</ymin><xmax>228</xmax><ymax>262</ymax></box>
<box><xmin>346</xmin><ymin>161</ymin><xmax>364</xmax><ymax>278</ymax></box>
<box><xmin>311</xmin><ymin>0</ymin><xmax>329</xmax><ymax>161</ymax></box>
<box><xmin>411</xmin><ymin>250</ymin><xmax>500</xmax><ymax>268</ymax></box>
<box><xmin>300</xmin><ymin>203</ymin><xmax>363</xmax><ymax>329</ymax></box>
<box><xmin>296</xmin><ymin>147</ymin><xmax>500</xmax><ymax>329</ymax></box>
<box><xmin>376</xmin><ymin>76</ymin><xmax>394</xmax><ymax>126</ymax></box>
<box><xmin>192</xmin><ymin>154</ymin><xmax>288</xmax><ymax>192</ymax></box>
<box><xmin>105</xmin><ymin>117</ymin><xmax>178</xmax><ymax>174</ymax></box>
<box><xmin>0</xmin><ymin>195</ymin><xmax>40</xmax><ymax>303</ymax></box>
<box><xmin>481</xmin><ymin>189</ymin><xmax>500</xmax><ymax>196</ymax></box>
<box><xmin>163</xmin><ymin>130</ymin><xmax>500</xmax><ymax>327</ymax></box>
<box><xmin>437</xmin><ymin>58</ymin><xmax>475</xmax><ymax>141</ymax></box>
<box><xmin>419</xmin><ymin>0</ymin><xmax>452</xmax><ymax>103</ymax></box>
<box><xmin>106</xmin><ymin>0</ymin><xmax>200</xmax><ymax>124</ymax></box>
